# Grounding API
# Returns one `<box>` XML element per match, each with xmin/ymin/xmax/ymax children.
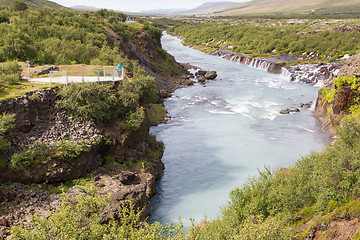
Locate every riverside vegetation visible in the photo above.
<box><xmin>166</xmin><ymin>18</ymin><xmax>360</xmax><ymax>63</ymax></box>
<box><xmin>2</xmin><ymin>4</ymin><xmax>360</xmax><ymax>239</ymax></box>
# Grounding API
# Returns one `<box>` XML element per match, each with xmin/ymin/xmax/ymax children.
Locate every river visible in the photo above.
<box><xmin>149</xmin><ymin>33</ymin><xmax>330</xmax><ymax>227</ymax></box>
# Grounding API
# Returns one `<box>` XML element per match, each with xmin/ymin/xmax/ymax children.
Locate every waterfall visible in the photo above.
<box><xmin>280</xmin><ymin>67</ymin><xmax>293</xmax><ymax>80</ymax></box>
<box><xmin>243</xmin><ymin>58</ymin><xmax>273</xmax><ymax>72</ymax></box>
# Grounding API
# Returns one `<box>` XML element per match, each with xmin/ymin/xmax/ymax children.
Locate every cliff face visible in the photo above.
<box><xmin>0</xmin><ymin>87</ymin><xmax>165</xmax><ymax>236</ymax></box>
<box><xmin>315</xmin><ymin>53</ymin><xmax>360</xmax><ymax>131</ymax></box>
<box><xmin>104</xmin><ymin>27</ymin><xmax>193</xmax><ymax>95</ymax></box>
<box><xmin>337</xmin><ymin>54</ymin><xmax>360</xmax><ymax>77</ymax></box>
<box><xmin>0</xmin><ymin>86</ymin><xmax>165</xmax><ymax>180</ymax></box>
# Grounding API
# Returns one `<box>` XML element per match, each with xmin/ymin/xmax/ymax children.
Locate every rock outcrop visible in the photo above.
<box><xmin>282</xmin><ymin>63</ymin><xmax>343</xmax><ymax>85</ymax></box>
<box><xmin>315</xmin><ymin>53</ymin><xmax>360</xmax><ymax>132</ymax></box>
<box><xmin>104</xmin><ymin>27</ymin><xmax>193</xmax><ymax>95</ymax></box>
<box><xmin>337</xmin><ymin>54</ymin><xmax>360</xmax><ymax>77</ymax></box>
<box><xmin>0</xmin><ymin>88</ymin><xmax>105</xmax><ymax>183</ymax></box>
<box><xmin>0</xmin><ymin>87</ymin><xmax>165</xmax><ymax>236</ymax></box>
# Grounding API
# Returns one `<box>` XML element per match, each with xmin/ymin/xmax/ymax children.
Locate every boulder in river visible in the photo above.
<box><xmin>205</xmin><ymin>71</ymin><xmax>217</xmax><ymax>80</ymax></box>
<box><xmin>197</xmin><ymin>76</ymin><xmax>206</xmax><ymax>83</ymax></box>
<box><xmin>280</xmin><ymin>108</ymin><xmax>300</xmax><ymax>114</ymax></box>
<box><xmin>195</xmin><ymin>70</ymin><xmax>207</xmax><ymax>76</ymax></box>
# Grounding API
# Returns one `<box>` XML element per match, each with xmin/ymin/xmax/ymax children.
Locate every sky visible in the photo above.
<box><xmin>51</xmin><ymin>0</ymin><xmax>245</xmax><ymax>12</ymax></box>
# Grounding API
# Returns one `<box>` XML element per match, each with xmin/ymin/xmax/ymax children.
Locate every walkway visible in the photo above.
<box><xmin>28</xmin><ymin>68</ymin><xmax>124</xmax><ymax>85</ymax></box>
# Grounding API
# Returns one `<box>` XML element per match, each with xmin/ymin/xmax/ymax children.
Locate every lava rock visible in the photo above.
<box><xmin>195</xmin><ymin>70</ymin><xmax>207</xmax><ymax>76</ymax></box>
<box><xmin>205</xmin><ymin>71</ymin><xmax>217</xmax><ymax>80</ymax></box>
<box><xmin>197</xmin><ymin>76</ymin><xmax>206</xmax><ymax>83</ymax></box>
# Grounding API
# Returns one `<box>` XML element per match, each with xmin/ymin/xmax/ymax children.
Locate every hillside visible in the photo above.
<box><xmin>70</xmin><ymin>5</ymin><xmax>100</xmax><ymax>12</ymax></box>
<box><xmin>183</xmin><ymin>2</ymin><xmax>240</xmax><ymax>15</ymax></box>
<box><xmin>0</xmin><ymin>0</ymin><xmax>63</xmax><ymax>9</ymax></box>
<box><xmin>0</xmin><ymin>7</ymin><xmax>194</xmax><ymax>238</ymax></box>
<box><xmin>220</xmin><ymin>0</ymin><xmax>360</xmax><ymax>15</ymax></box>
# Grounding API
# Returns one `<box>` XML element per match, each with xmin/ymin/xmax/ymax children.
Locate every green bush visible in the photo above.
<box><xmin>56</xmin><ymin>83</ymin><xmax>118</xmax><ymax>124</ymax></box>
<box><xmin>0</xmin><ymin>112</ymin><xmax>15</xmax><ymax>152</ymax></box>
<box><xmin>0</xmin><ymin>159</ymin><xmax>7</xmax><ymax>168</ymax></box>
<box><xmin>334</xmin><ymin>76</ymin><xmax>360</xmax><ymax>90</ymax></box>
<box><xmin>319</xmin><ymin>88</ymin><xmax>335</xmax><ymax>103</ymax></box>
<box><xmin>124</xmin><ymin>106</ymin><xmax>145</xmax><ymax>131</ymax></box>
<box><xmin>0</xmin><ymin>62</ymin><xmax>22</xmax><ymax>85</ymax></box>
<box><xmin>10</xmin><ymin>140</ymin><xmax>90</xmax><ymax>169</ymax></box>
<box><xmin>9</xmin><ymin>185</ymin><xmax>185</xmax><ymax>239</ymax></box>
<box><xmin>104</xmin><ymin>155</ymin><xmax>116</xmax><ymax>164</ymax></box>
<box><xmin>12</xmin><ymin>0</ymin><xmax>28</xmax><ymax>11</ymax></box>
<box><xmin>52</xmin><ymin>139</ymin><xmax>88</xmax><ymax>162</ymax></box>
<box><xmin>10</xmin><ymin>145</ymin><xmax>38</xmax><ymax>169</ymax></box>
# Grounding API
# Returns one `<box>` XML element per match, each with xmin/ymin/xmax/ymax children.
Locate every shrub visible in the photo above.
<box><xmin>52</xmin><ymin>139</ymin><xmax>88</xmax><ymax>162</ymax></box>
<box><xmin>104</xmin><ymin>155</ymin><xmax>116</xmax><ymax>164</ymax></box>
<box><xmin>12</xmin><ymin>0</ymin><xmax>28</xmax><ymax>11</ymax></box>
<box><xmin>9</xmin><ymin>185</ymin><xmax>185</xmax><ymax>239</ymax></box>
<box><xmin>124</xmin><ymin>106</ymin><xmax>145</xmax><ymax>131</ymax></box>
<box><xmin>319</xmin><ymin>88</ymin><xmax>335</xmax><ymax>103</ymax></box>
<box><xmin>0</xmin><ymin>159</ymin><xmax>7</xmax><ymax>168</ymax></box>
<box><xmin>10</xmin><ymin>140</ymin><xmax>90</xmax><ymax>169</ymax></box>
<box><xmin>334</xmin><ymin>76</ymin><xmax>360</xmax><ymax>90</ymax></box>
<box><xmin>0</xmin><ymin>61</ymin><xmax>22</xmax><ymax>85</ymax></box>
<box><xmin>56</xmin><ymin>83</ymin><xmax>118</xmax><ymax>124</ymax></box>
<box><xmin>10</xmin><ymin>145</ymin><xmax>38</xmax><ymax>169</ymax></box>
<box><xmin>0</xmin><ymin>112</ymin><xmax>15</xmax><ymax>152</ymax></box>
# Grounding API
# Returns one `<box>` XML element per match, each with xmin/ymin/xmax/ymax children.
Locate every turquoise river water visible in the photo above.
<box><xmin>149</xmin><ymin>33</ymin><xmax>330</xmax><ymax>227</ymax></box>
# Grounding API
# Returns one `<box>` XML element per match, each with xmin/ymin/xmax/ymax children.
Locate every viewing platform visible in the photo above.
<box><xmin>28</xmin><ymin>67</ymin><xmax>124</xmax><ymax>85</ymax></box>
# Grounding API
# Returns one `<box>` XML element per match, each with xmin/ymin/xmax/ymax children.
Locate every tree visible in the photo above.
<box><xmin>12</xmin><ymin>1</ymin><xmax>28</xmax><ymax>11</ymax></box>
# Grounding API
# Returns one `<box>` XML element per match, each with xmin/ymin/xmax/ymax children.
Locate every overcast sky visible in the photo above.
<box><xmin>51</xmin><ymin>0</ymin><xmax>245</xmax><ymax>12</ymax></box>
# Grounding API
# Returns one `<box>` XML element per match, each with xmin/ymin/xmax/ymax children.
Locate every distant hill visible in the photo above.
<box><xmin>0</xmin><ymin>0</ymin><xmax>63</xmax><ymax>9</ymax></box>
<box><xmin>220</xmin><ymin>0</ymin><xmax>360</xmax><ymax>15</ymax></box>
<box><xmin>70</xmin><ymin>5</ymin><xmax>100</xmax><ymax>12</ymax></box>
<box><xmin>141</xmin><ymin>8</ymin><xmax>188</xmax><ymax>14</ymax></box>
<box><xmin>183</xmin><ymin>2</ymin><xmax>240</xmax><ymax>15</ymax></box>
<box><xmin>138</xmin><ymin>2</ymin><xmax>242</xmax><ymax>15</ymax></box>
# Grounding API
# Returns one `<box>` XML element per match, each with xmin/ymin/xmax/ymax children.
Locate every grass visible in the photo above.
<box><xmin>0</xmin><ymin>81</ymin><xmax>60</xmax><ymax>101</ymax></box>
<box><xmin>22</xmin><ymin>64</ymin><xmax>116</xmax><ymax>79</ymax></box>
<box><xmin>293</xmin><ymin>200</ymin><xmax>360</xmax><ymax>239</ymax></box>
<box><xmin>221</xmin><ymin>0</ymin><xmax>360</xmax><ymax>16</ymax></box>
<box><xmin>146</xmin><ymin>103</ymin><xmax>167</xmax><ymax>125</ymax></box>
